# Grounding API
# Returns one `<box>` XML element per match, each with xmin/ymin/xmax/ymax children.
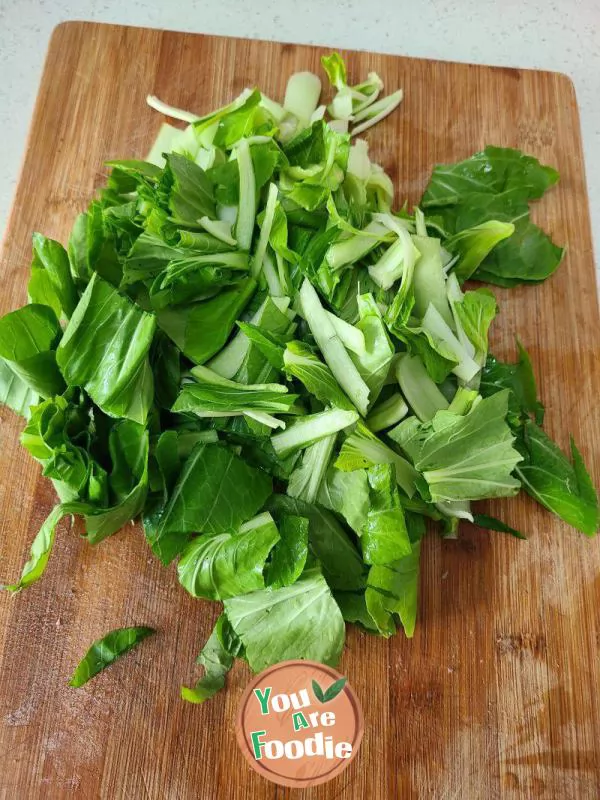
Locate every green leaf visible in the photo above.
<box><xmin>350</xmin><ymin>293</ymin><xmax>394</xmax><ymax>407</ymax></box>
<box><xmin>317</xmin><ymin>466</ymin><xmax>370</xmax><ymax>534</ymax></box>
<box><xmin>177</xmin><ymin>512</ymin><xmax>280</xmax><ymax>600</ymax></box>
<box><xmin>2</xmin><ymin>504</ymin><xmax>66</xmax><ymax>592</ymax></box>
<box><xmin>421</xmin><ymin>146</ymin><xmax>559</xmax><ymax>206</ymax></box>
<box><xmin>27</xmin><ymin>233</ymin><xmax>78</xmax><ymax>319</ymax></box>
<box><xmin>398</xmin><ymin>391</ymin><xmax>522</xmax><ymax>502</ymax></box>
<box><xmin>173</xmin><ymin>366</ymin><xmax>298</xmax><ymax>419</ymax></box>
<box><xmin>446</xmin><ymin>221</ymin><xmax>514</xmax><ymax>282</ymax></box>
<box><xmin>362</xmin><ymin>465</ymin><xmax>412</xmax><ymax>565</ymax></box>
<box><xmin>83</xmin><ymin>420</ymin><xmax>149</xmax><ymax>544</ymax></box>
<box><xmin>151</xmin><ymin>331</ymin><xmax>181</xmax><ymax>410</ymax></box>
<box><xmin>268</xmin><ymin>494</ymin><xmax>367</xmax><ymax>591</ymax></box>
<box><xmin>480</xmin><ymin>342</ymin><xmax>544</xmax><ymax>426</ymax></box>
<box><xmin>181</xmin><ymin>615</ymin><xmax>241</xmax><ymax>704</ymax></box>
<box><xmin>0</xmin><ymin>359</ymin><xmax>38</xmax><ymax>417</ymax></box>
<box><xmin>0</xmin><ymin>304</ymin><xmax>65</xmax><ymax>398</ymax></box>
<box><xmin>236</xmin><ymin>322</ymin><xmax>289</xmax><ymax>371</ymax></box>
<box><xmin>335</xmin><ymin>421</ymin><xmax>418</xmax><ymax>498</ymax></box>
<box><xmin>144</xmin><ymin>442</ymin><xmax>272</xmax><ymax>565</ymax></box>
<box><xmin>265</xmin><ymin>514</ymin><xmax>309</xmax><ymax>589</ymax></box>
<box><xmin>287</xmin><ymin>436</ymin><xmax>337</xmax><ymax>504</ymax></box>
<box><xmin>283</xmin><ymin>341</ymin><xmax>354</xmax><ymax>410</ymax></box>
<box><xmin>223</xmin><ymin>566</ymin><xmax>345</xmax><ymax>673</ymax></box>
<box><xmin>156</xmin><ymin>278</ymin><xmax>256</xmax><ymax>364</ymax></box>
<box><xmin>57</xmin><ymin>274</ymin><xmax>155</xmax><ymax>424</ymax></box>
<box><xmin>516</xmin><ymin>421</ymin><xmax>598</xmax><ymax>536</ymax></box>
<box><xmin>366</xmin><ymin>539</ymin><xmax>421</xmax><ymax>637</ymax></box>
<box><xmin>452</xmin><ymin>288</ymin><xmax>497</xmax><ymax>354</ymax></box>
<box><xmin>472</xmin><ymin>513</ymin><xmax>527</xmax><ymax>540</ymax></box>
<box><xmin>421</xmin><ymin>147</ymin><xmax>562</xmax><ymax>287</ymax></box>
<box><xmin>475</xmin><ymin>218</ymin><xmax>564</xmax><ymax>285</ymax></box>
<box><xmin>69</xmin><ymin>626</ymin><xmax>155</xmax><ymax>687</ymax></box>
<box><xmin>161</xmin><ymin>152</ymin><xmax>216</xmax><ymax>223</ymax></box>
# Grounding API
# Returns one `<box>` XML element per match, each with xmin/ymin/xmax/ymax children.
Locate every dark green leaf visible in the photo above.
<box><xmin>0</xmin><ymin>304</ymin><xmax>65</xmax><ymax>398</ymax></box>
<box><xmin>265</xmin><ymin>514</ymin><xmax>309</xmax><ymax>589</ymax></box>
<box><xmin>177</xmin><ymin>513</ymin><xmax>280</xmax><ymax>600</ymax></box>
<box><xmin>323</xmin><ymin>676</ymin><xmax>347</xmax><ymax>702</ymax></box>
<box><xmin>57</xmin><ymin>274</ymin><xmax>156</xmax><ymax>424</ymax></box>
<box><xmin>156</xmin><ymin>278</ymin><xmax>256</xmax><ymax>364</ymax></box>
<box><xmin>181</xmin><ymin>615</ymin><xmax>240</xmax><ymax>704</ymax></box>
<box><xmin>268</xmin><ymin>494</ymin><xmax>367</xmax><ymax>591</ymax></box>
<box><xmin>69</xmin><ymin>626</ymin><xmax>155</xmax><ymax>687</ymax></box>
<box><xmin>472</xmin><ymin>513</ymin><xmax>527</xmax><ymax>540</ymax></box>
<box><xmin>28</xmin><ymin>233</ymin><xmax>78</xmax><ymax>319</ymax></box>
<box><xmin>516</xmin><ymin>421</ymin><xmax>598</xmax><ymax>536</ymax></box>
<box><xmin>145</xmin><ymin>442</ymin><xmax>272</xmax><ymax>565</ymax></box>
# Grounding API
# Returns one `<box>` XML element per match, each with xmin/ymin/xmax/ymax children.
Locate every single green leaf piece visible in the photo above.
<box><xmin>69</xmin><ymin>626</ymin><xmax>155</xmax><ymax>687</ymax></box>
<box><xmin>57</xmin><ymin>274</ymin><xmax>155</xmax><ymax>424</ymax></box>
<box><xmin>181</xmin><ymin>615</ymin><xmax>241</xmax><ymax>704</ymax></box>
<box><xmin>223</xmin><ymin>566</ymin><xmax>345</xmax><ymax>673</ymax></box>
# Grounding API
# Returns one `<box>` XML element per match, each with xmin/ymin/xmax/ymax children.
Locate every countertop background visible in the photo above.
<box><xmin>0</xmin><ymin>0</ymin><xmax>599</xmax><ymax>285</ymax></box>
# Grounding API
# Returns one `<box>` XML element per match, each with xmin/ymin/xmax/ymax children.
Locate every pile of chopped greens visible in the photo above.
<box><xmin>0</xmin><ymin>53</ymin><xmax>597</xmax><ymax>697</ymax></box>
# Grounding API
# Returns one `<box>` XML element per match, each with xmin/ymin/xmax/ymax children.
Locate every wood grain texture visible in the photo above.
<box><xmin>0</xmin><ymin>21</ymin><xmax>599</xmax><ymax>800</ymax></box>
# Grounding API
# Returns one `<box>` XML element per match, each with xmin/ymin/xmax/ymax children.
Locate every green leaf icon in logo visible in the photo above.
<box><xmin>312</xmin><ymin>676</ymin><xmax>347</xmax><ymax>703</ymax></box>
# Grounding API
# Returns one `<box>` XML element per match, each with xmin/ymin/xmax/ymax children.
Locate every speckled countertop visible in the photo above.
<box><xmin>0</xmin><ymin>0</ymin><xmax>598</xmax><ymax>284</ymax></box>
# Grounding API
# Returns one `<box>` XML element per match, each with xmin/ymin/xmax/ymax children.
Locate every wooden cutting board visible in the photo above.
<box><xmin>0</xmin><ymin>21</ymin><xmax>599</xmax><ymax>800</ymax></box>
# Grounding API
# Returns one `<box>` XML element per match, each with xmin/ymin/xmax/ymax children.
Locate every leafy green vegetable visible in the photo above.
<box><xmin>2</xmin><ymin>504</ymin><xmax>67</xmax><ymax>592</ymax></box>
<box><xmin>516</xmin><ymin>421</ymin><xmax>598</xmax><ymax>535</ymax></box>
<box><xmin>0</xmin><ymin>52</ymin><xmax>595</xmax><ymax>708</ymax></box>
<box><xmin>366</xmin><ymin>539</ymin><xmax>421</xmax><ymax>637</ymax></box>
<box><xmin>265</xmin><ymin>514</ymin><xmax>309</xmax><ymax>588</ymax></box>
<box><xmin>335</xmin><ymin>421</ymin><xmax>418</xmax><ymax>498</ymax></box>
<box><xmin>69</xmin><ymin>626</ymin><xmax>155</xmax><ymax>687</ymax></box>
<box><xmin>57</xmin><ymin>275</ymin><xmax>155</xmax><ymax>424</ymax></box>
<box><xmin>177</xmin><ymin>512</ymin><xmax>280</xmax><ymax>599</ymax></box>
<box><xmin>268</xmin><ymin>494</ymin><xmax>367</xmax><ymax>591</ymax></box>
<box><xmin>472</xmin><ymin>513</ymin><xmax>526</xmax><ymax>540</ymax></box>
<box><xmin>181</xmin><ymin>615</ymin><xmax>241</xmax><ymax>704</ymax></box>
<box><xmin>0</xmin><ymin>359</ymin><xmax>37</xmax><ymax>417</ymax></box>
<box><xmin>28</xmin><ymin>233</ymin><xmax>78</xmax><ymax>319</ymax></box>
<box><xmin>144</xmin><ymin>442</ymin><xmax>272</xmax><ymax>565</ymax></box>
<box><xmin>421</xmin><ymin>146</ymin><xmax>563</xmax><ymax>286</ymax></box>
<box><xmin>317</xmin><ymin>466</ymin><xmax>370</xmax><ymax>534</ymax></box>
<box><xmin>362</xmin><ymin>465</ymin><xmax>412</xmax><ymax>565</ymax></box>
<box><xmin>283</xmin><ymin>341</ymin><xmax>354</xmax><ymax>410</ymax></box>
<box><xmin>156</xmin><ymin>278</ymin><xmax>256</xmax><ymax>364</ymax></box>
<box><xmin>223</xmin><ymin>566</ymin><xmax>345</xmax><ymax>672</ymax></box>
<box><xmin>396</xmin><ymin>391</ymin><xmax>522</xmax><ymax>502</ymax></box>
<box><xmin>0</xmin><ymin>304</ymin><xmax>65</xmax><ymax>398</ymax></box>
<box><xmin>480</xmin><ymin>342</ymin><xmax>545</xmax><ymax>425</ymax></box>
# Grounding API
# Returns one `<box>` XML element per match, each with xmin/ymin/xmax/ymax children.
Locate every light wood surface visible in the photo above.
<box><xmin>0</xmin><ymin>21</ymin><xmax>598</xmax><ymax>800</ymax></box>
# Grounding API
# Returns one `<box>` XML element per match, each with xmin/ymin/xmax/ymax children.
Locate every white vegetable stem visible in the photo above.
<box><xmin>421</xmin><ymin>303</ymin><xmax>480</xmax><ymax>383</ymax></box>
<box><xmin>252</xmin><ymin>183</ymin><xmax>278</xmax><ymax>277</ymax></box>
<box><xmin>272</xmin><ymin>409</ymin><xmax>358</xmax><ymax>456</ymax></box>
<box><xmin>235</xmin><ymin>139</ymin><xmax>256</xmax><ymax>251</ymax></box>
<box><xmin>299</xmin><ymin>279</ymin><xmax>370</xmax><ymax>416</ymax></box>
<box><xmin>351</xmin><ymin>89</ymin><xmax>404</xmax><ymax>136</ymax></box>
<box><xmin>367</xmin><ymin>393</ymin><xmax>409</xmax><ymax>432</ymax></box>
<box><xmin>325</xmin><ymin>312</ymin><xmax>366</xmax><ymax>354</ymax></box>
<box><xmin>197</xmin><ymin>216</ymin><xmax>237</xmax><ymax>246</ymax></box>
<box><xmin>146</xmin><ymin>95</ymin><xmax>200</xmax><ymax>123</ymax></box>
<box><xmin>396</xmin><ymin>353</ymin><xmax>449</xmax><ymax>422</ymax></box>
<box><xmin>284</xmin><ymin>72</ymin><xmax>322</xmax><ymax>125</ymax></box>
